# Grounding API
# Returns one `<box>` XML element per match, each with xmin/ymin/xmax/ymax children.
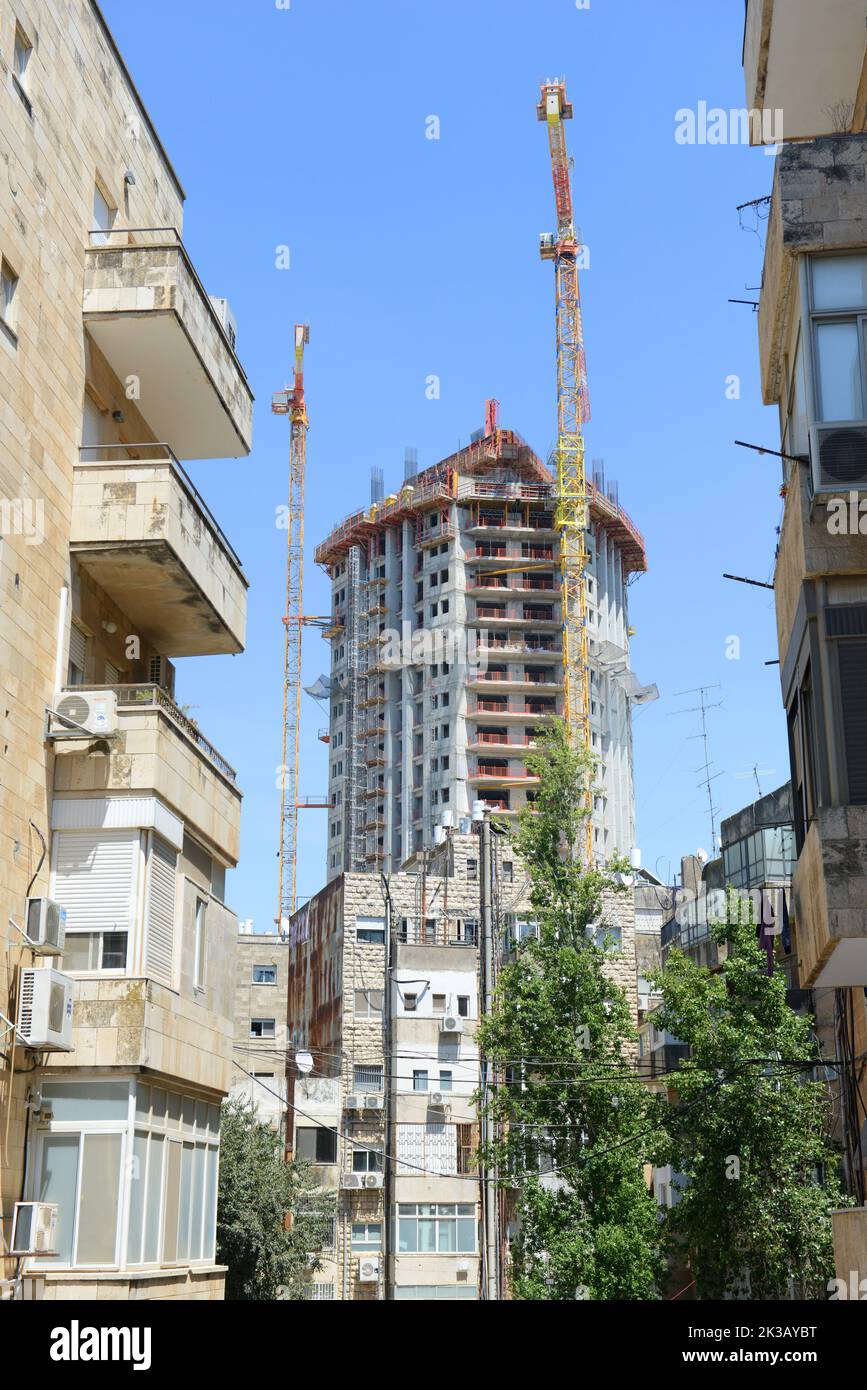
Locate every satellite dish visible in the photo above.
<box><xmin>295</xmin><ymin>1050</ymin><xmax>314</xmax><ymax>1076</ymax></box>
<box><xmin>696</xmin><ymin>848</ymin><xmax>709</xmax><ymax>864</ymax></box>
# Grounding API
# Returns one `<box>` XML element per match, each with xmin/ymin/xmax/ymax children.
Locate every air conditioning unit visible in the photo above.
<box><xmin>358</xmin><ymin>1255</ymin><xmax>380</xmax><ymax>1283</ymax></box>
<box><xmin>429</xmin><ymin>1091</ymin><xmax>449</xmax><ymax>1108</ymax></box>
<box><xmin>440</xmin><ymin>1014</ymin><xmax>463</xmax><ymax>1034</ymax></box>
<box><xmin>341</xmin><ymin>1172</ymin><xmax>363</xmax><ymax>1190</ymax></box>
<box><xmin>53</xmin><ymin>689</ymin><xmax>118</xmax><ymax>737</ymax></box>
<box><xmin>363</xmin><ymin>1172</ymin><xmax>384</xmax><ymax>1190</ymax></box>
<box><xmin>345</xmin><ymin>1094</ymin><xmax>363</xmax><ymax>1111</ymax></box>
<box><xmin>16</xmin><ymin>969</ymin><xmax>74</xmax><ymax>1051</ymax></box>
<box><xmin>810</xmin><ymin>422</ymin><xmax>867</xmax><ymax>492</ymax></box>
<box><xmin>10</xmin><ymin>1201</ymin><xmax>58</xmax><ymax>1256</ymax></box>
<box><xmin>148</xmin><ymin>655</ymin><xmax>176</xmax><ymax>699</ymax></box>
<box><xmin>364</xmin><ymin>1093</ymin><xmax>384</xmax><ymax>1110</ymax></box>
<box><xmin>209</xmin><ymin>296</ymin><xmax>238</xmax><ymax>352</ymax></box>
<box><xmin>24</xmin><ymin>898</ymin><xmax>66</xmax><ymax>955</ymax></box>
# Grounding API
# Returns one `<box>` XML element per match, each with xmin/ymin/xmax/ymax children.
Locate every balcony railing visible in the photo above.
<box><xmin>63</xmin><ymin>683</ymin><xmax>237</xmax><ymax>783</ymax></box>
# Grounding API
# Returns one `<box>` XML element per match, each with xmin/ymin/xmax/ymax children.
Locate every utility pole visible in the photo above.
<box><xmin>479</xmin><ymin>811</ymin><xmax>500</xmax><ymax>1299</ymax></box>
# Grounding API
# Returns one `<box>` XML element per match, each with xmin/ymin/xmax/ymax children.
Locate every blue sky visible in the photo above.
<box><xmin>101</xmin><ymin>0</ymin><xmax>788</xmax><ymax>923</ymax></box>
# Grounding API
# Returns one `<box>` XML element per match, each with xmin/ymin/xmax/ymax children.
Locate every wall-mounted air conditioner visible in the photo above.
<box><xmin>52</xmin><ymin>689</ymin><xmax>117</xmax><ymax>737</ymax></box>
<box><xmin>345</xmin><ymin>1094</ymin><xmax>363</xmax><ymax>1111</ymax></box>
<box><xmin>429</xmin><ymin>1091</ymin><xmax>449</xmax><ymax>1109</ymax></box>
<box><xmin>10</xmin><ymin>1201</ymin><xmax>58</xmax><ymax>1255</ymax></box>
<box><xmin>363</xmin><ymin>1094</ymin><xmax>384</xmax><ymax>1111</ymax></box>
<box><xmin>440</xmin><ymin>1014</ymin><xmax>463</xmax><ymax>1034</ymax></box>
<box><xmin>810</xmin><ymin>422</ymin><xmax>867</xmax><ymax>493</ymax></box>
<box><xmin>24</xmin><ymin>898</ymin><xmax>67</xmax><ymax>955</ymax></box>
<box><xmin>363</xmin><ymin>1172</ymin><xmax>384</xmax><ymax>1190</ymax></box>
<box><xmin>16</xmin><ymin>969</ymin><xmax>74</xmax><ymax>1051</ymax></box>
<box><xmin>341</xmin><ymin>1172</ymin><xmax>363</xmax><ymax>1190</ymax></box>
<box><xmin>148</xmin><ymin>655</ymin><xmax>176</xmax><ymax>699</ymax></box>
<box><xmin>358</xmin><ymin>1255</ymin><xmax>380</xmax><ymax>1283</ymax></box>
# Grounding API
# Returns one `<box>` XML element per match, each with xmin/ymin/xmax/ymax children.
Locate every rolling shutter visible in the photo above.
<box><xmin>838</xmin><ymin>641</ymin><xmax>867</xmax><ymax>804</ymax></box>
<box><xmin>145</xmin><ymin>833</ymin><xmax>177</xmax><ymax>986</ymax></box>
<box><xmin>52</xmin><ymin>829</ymin><xmax>138</xmax><ymax>934</ymax></box>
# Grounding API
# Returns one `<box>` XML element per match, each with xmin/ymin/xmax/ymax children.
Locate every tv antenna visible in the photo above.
<box><xmin>668</xmin><ymin>684</ymin><xmax>724</xmax><ymax>857</ymax></box>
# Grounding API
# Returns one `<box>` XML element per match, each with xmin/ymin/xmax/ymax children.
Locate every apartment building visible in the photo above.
<box><xmin>230</xmin><ymin>928</ymin><xmax>289</xmax><ymax>1133</ymax></box>
<box><xmin>284</xmin><ymin>826</ymin><xmax>639</xmax><ymax>1300</ymax></box>
<box><xmin>741</xmin><ymin>0</ymin><xmax>867</xmax><ymax>1260</ymax></box>
<box><xmin>313</xmin><ymin>409</ymin><xmax>649</xmax><ymax>880</ymax></box>
<box><xmin>0</xmin><ymin>1</ymin><xmax>251</xmax><ymax>1299</ymax></box>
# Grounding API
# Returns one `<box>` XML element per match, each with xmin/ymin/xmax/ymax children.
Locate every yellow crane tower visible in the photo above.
<box><xmin>537</xmin><ymin>79</ymin><xmax>594</xmax><ymax>865</ymax></box>
<box><xmin>272</xmin><ymin>324</ymin><xmax>310</xmax><ymax>922</ymax></box>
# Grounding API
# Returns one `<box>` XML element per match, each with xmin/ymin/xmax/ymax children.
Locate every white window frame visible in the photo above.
<box><xmin>193</xmin><ymin>896</ymin><xmax>207</xmax><ymax>992</ymax></box>
<box><xmin>250</xmin><ymin>1017</ymin><xmax>276</xmax><ymax>1039</ymax></box>
<box><xmin>1</xmin><ymin>256</ymin><xmax>19</xmax><ymax>333</ymax></box>
<box><xmin>351</xmin><ymin>1222</ymin><xmax>382</xmax><ymax>1251</ymax></box>
<box><xmin>252</xmin><ymin>964</ymin><xmax>277</xmax><ymax>985</ymax></box>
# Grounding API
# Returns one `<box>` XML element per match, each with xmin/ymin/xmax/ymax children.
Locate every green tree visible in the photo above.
<box><xmin>650</xmin><ymin>892</ymin><xmax>845</xmax><ymax>1299</ymax></box>
<box><xmin>217</xmin><ymin>1097</ymin><xmax>335</xmax><ymax>1300</ymax></box>
<box><xmin>478</xmin><ymin>721</ymin><xmax>664</xmax><ymax>1300</ymax></box>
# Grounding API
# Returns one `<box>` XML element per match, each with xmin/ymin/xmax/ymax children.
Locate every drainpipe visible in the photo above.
<box><xmin>53</xmin><ymin>585</ymin><xmax>68</xmax><ymax>695</ymax></box>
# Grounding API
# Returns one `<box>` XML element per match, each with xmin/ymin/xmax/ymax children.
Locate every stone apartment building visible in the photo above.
<box><xmin>741</xmin><ymin>0</ymin><xmax>867</xmax><ymax>1266</ymax></box>
<box><xmin>0</xmin><ymin>1</ymin><xmax>251</xmax><ymax>1299</ymax></box>
<box><xmin>285</xmin><ymin>827</ymin><xmax>639</xmax><ymax>1301</ymax></box>
<box><xmin>230</xmin><ymin>928</ymin><xmax>290</xmax><ymax>1134</ymax></box>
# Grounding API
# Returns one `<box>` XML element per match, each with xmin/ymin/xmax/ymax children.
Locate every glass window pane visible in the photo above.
<box><xmin>62</xmin><ymin>932</ymin><xmax>101</xmax><ymax>971</ymax></box>
<box><xmin>77</xmin><ymin>1132</ymin><xmax>122</xmax><ymax>1264</ymax></box>
<box><xmin>438</xmin><ymin>1217</ymin><xmax>456</xmax><ymax>1251</ymax></box>
<box><xmin>815</xmin><ymin>321</ymin><xmax>863</xmax><ymax>421</ymax></box>
<box><xmin>163</xmin><ymin>1140</ymin><xmax>182</xmax><ymax>1262</ymax></box>
<box><xmin>204</xmin><ymin>1145</ymin><xmax>218</xmax><ymax>1260</ymax></box>
<box><xmin>42</xmin><ymin>1081</ymin><xmax>129</xmax><ymax>1122</ymax></box>
<box><xmin>101</xmin><ymin>931</ymin><xmax>128</xmax><ymax>969</ymax></box>
<box><xmin>457</xmin><ymin>1218</ymin><xmax>476</xmax><ymax>1251</ymax></box>
<box><xmin>167</xmin><ymin>1091</ymin><xmax>182</xmax><ymax>1129</ymax></box>
<box><xmin>398</xmin><ymin>1219</ymin><xmax>416</xmax><ymax>1252</ymax></box>
<box><xmin>151</xmin><ymin>1088</ymin><xmax>166</xmax><ymax>1123</ymax></box>
<box><xmin>177</xmin><ymin>1142</ymin><xmax>194</xmax><ymax>1262</ymax></box>
<box><xmin>127</xmin><ymin>1130</ymin><xmax>148</xmax><ymax>1263</ymax></box>
<box><xmin>812</xmin><ymin>254</ymin><xmax>867</xmax><ymax>311</ymax></box>
<box><xmin>135</xmin><ymin>1085</ymin><xmax>150</xmax><ymax>1124</ymax></box>
<box><xmin>37</xmin><ymin>1134</ymin><xmax>79</xmax><ymax>1264</ymax></box>
<box><xmin>190</xmin><ymin>1145</ymin><xmax>206</xmax><ymax>1260</ymax></box>
<box><xmin>418</xmin><ymin>1219</ymin><xmax>436</xmax><ymax>1252</ymax></box>
<box><xmin>144</xmin><ymin>1134</ymin><xmax>164</xmax><ymax>1262</ymax></box>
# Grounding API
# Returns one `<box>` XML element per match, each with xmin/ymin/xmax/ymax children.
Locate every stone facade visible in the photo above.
<box><xmin>230</xmin><ymin>932</ymin><xmax>290</xmax><ymax>1131</ymax></box>
<box><xmin>0</xmin><ymin>1</ymin><xmax>248</xmax><ymax>1300</ymax></box>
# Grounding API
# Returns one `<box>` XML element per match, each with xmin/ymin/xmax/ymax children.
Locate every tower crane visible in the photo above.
<box><xmin>537</xmin><ymin>79</ymin><xmax>594</xmax><ymax>865</ymax></box>
<box><xmin>272</xmin><ymin>324</ymin><xmax>310</xmax><ymax>922</ymax></box>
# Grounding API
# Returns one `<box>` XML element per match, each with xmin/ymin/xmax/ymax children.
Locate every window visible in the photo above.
<box><xmin>809</xmin><ymin>254</ymin><xmax>867</xmax><ymax>423</ymax></box>
<box><xmin>67</xmin><ymin>621</ymin><xmax>88</xmax><ymax>685</ymax></box>
<box><xmin>54</xmin><ymin>829</ymin><xmax>137</xmax><ymax>974</ymax></box>
<box><xmin>412</xmin><ymin>1070</ymin><xmax>429</xmax><ymax>1092</ymax></box>
<box><xmin>295</xmin><ymin>1127</ymin><xmax>337</xmax><ymax>1164</ymax></box>
<box><xmin>356</xmin><ymin>916</ymin><xmax>385</xmax><ymax>945</ymax></box>
<box><xmin>467</xmin><ymin>858</ymin><xmax>478</xmax><ymax>882</ymax></box>
<box><xmin>788</xmin><ymin>666</ymin><xmax>819</xmax><ymax>848</ymax></box>
<box><xmin>439</xmin><ymin>1071</ymin><xmax>453</xmax><ymax>1092</ymax></box>
<box><xmin>193</xmin><ymin>898</ymin><xmax>207</xmax><ymax>991</ymax></box>
<box><xmin>252</xmin><ymin>964</ymin><xmax>277</xmax><ymax>985</ymax></box>
<box><xmin>502</xmin><ymin>860</ymin><xmax>514</xmax><ymax>882</ymax></box>
<box><xmin>34</xmin><ymin>1080</ymin><xmax>219</xmax><ymax>1271</ymax></box>
<box><xmin>12</xmin><ymin>24</ymin><xmax>32</xmax><ymax>112</ymax></box>
<box><xmin>457</xmin><ymin>995</ymin><xmax>470</xmax><ymax>1018</ymax></box>
<box><xmin>394</xmin><ymin>1285</ymin><xmax>477</xmax><ymax>1300</ymax></box>
<box><xmin>351</xmin><ymin>1222</ymin><xmax>381</xmax><ymax>1251</ymax></box>
<box><xmin>352</xmin><ymin>1148</ymin><xmax>383</xmax><ymax>1173</ymax></box>
<box><xmin>397</xmin><ymin>1203</ymin><xmax>476</xmax><ymax>1253</ymax></box>
<box><xmin>354</xmin><ymin>988</ymin><xmax>384</xmax><ymax>1017</ymax></box>
<box><xmin>403</xmin><ymin>993</ymin><xmax>418</xmax><ymax>1012</ymax></box>
<box><xmin>92</xmin><ymin>183</ymin><xmax>116</xmax><ymax>246</ymax></box>
<box><xmin>432</xmin><ymin>993</ymin><xmax>446</xmax><ymax>1014</ymax></box>
<box><xmin>397</xmin><ymin>1123</ymin><xmax>456</xmax><ymax>1174</ymax></box>
<box><xmin>587</xmin><ymin>924</ymin><xmax>622</xmax><ymax>952</ymax></box>
<box><xmin>250</xmin><ymin>1018</ymin><xmax>275</xmax><ymax>1039</ymax></box>
<box><xmin>307</xmin><ymin>1282</ymin><xmax>335</xmax><ymax>1300</ymax></box>
<box><xmin>838</xmin><ymin>639</ymin><xmax>867</xmax><ymax>804</ymax></box>
<box><xmin>1</xmin><ymin>257</ymin><xmax>18</xmax><ymax>335</ymax></box>
<box><xmin>353</xmin><ymin>1064</ymin><xmax>383</xmax><ymax>1091</ymax></box>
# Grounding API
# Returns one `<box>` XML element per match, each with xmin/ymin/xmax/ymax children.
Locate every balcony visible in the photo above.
<box><xmin>83</xmin><ymin>229</ymin><xmax>253</xmax><ymax>459</ymax></box>
<box><xmin>743</xmin><ymin>0</ymin><xmax>866</xmax><ymax>146</ymax></box>
<box><xmin>72</xmin><ymin>445</ymin><xmax>247</xmax><ymax>656</ymax></box>
<box><xmin>791</xmin><ymin>806</ymin><xmax>867</xmax><ymax>986</ymax></box>
<box><xmin>51</xmin><ymin>685</ymin><xmax>242</xmax><ymax>864</ymax></box>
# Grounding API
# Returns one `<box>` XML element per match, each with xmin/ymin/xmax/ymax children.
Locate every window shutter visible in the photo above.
<box><xmin>145</xmin><ymin>834</ymin><xmax>177</xmax><ymax>985</ymax></box>
<box><xmin>839</xmin><ymin>641</ymin><xmax>867</xmax><ymax>803</ymax></box>
<box><xmin>52</xmin><ymin>829</ymin><xmax>138</xmax><ymax>933</ymax></box>
<box><xmin>68</xmin><ymin>623</ymin><xmax>87</xmax><ymax>679</ymax></box>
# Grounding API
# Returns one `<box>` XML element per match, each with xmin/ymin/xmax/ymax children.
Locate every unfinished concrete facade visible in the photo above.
<box><xmin>1</xmin><ymin>0</ymin><xmax>250</xmax><ymax>1299</ymax></box>
<box><xmin>314</xmin><ymin>420</ymin><xmax>648</xmax><ymax>882</ymax></box>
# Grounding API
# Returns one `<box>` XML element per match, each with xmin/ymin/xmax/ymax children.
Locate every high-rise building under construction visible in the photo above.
<box><xmin>314</xmin><ymin>408</ymin><xmax>650</xmax><ymax>880</ymax></box>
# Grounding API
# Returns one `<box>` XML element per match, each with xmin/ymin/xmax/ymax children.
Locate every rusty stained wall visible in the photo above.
<box><xmin>286</xmin><ymin>877</ymin><xmax>344</xmax><ymax>1079</ymax></box>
